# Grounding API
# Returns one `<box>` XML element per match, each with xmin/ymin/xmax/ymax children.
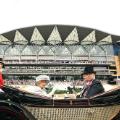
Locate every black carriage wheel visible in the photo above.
<box><xmin>0</xmin><ymin>106</ymin><xmax>28</xmax><ymax>120</ymax></box>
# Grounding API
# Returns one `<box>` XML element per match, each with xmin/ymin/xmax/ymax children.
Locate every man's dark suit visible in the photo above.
<box><xmin>81</xmin><ymin>80</ymin><xmax>105</xmax><ymax>98</ymax></box>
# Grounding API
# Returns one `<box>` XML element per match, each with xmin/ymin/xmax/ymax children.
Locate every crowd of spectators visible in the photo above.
<box><xmin>5</xmin><ymin>79</ymin><xmax>84</xmax><ymax>87</ymax></box>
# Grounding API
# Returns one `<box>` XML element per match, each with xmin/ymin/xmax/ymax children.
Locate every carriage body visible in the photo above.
<box><xmin>0</xmin><ymin>85</ymin><xmax>120</xmax><ymax>120</ymax></box>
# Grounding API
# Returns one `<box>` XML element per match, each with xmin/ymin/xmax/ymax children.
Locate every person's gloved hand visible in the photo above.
<box><xmin>51</xmin><ymin>86</ymin><xmax>57</xmax><ymax>93</ymax></box>
<box><xmin>48</xmin><ymin>86</ymin><xmax>57</xmax><ymax>96</ymax></box>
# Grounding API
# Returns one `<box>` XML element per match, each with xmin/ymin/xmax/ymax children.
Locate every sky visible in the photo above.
<box><xmin>0</xmin><ymin>0</ymin><xmax>120</xmax><ymax>36</ymax></box>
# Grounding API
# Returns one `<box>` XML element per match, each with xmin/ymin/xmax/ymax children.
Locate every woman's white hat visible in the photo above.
<box><xmin>36</xmin><ymin>75</ymin><xmax>50</xmax><ymax>82</ymax></box>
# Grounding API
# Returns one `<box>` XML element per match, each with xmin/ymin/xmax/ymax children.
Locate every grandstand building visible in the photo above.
<box><xmin>0</xmin><ymin>25</ymin><xmax>120</xmax><ymax>81</ymax></box>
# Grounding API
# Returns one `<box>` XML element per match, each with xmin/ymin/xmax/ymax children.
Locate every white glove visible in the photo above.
<box><xmin>48</xmin><ymin>86</ymin><xmax>57</xmax><ymax>96</ymax></box>
<box><xmin>0</xmin><ymin>88</ymin><xmax>4</xmax><ymax>93</ymax></box>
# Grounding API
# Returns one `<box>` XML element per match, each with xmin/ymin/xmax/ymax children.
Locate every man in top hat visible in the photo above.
<box><xmin>26</xmin><ymin>75</ymin><xmax>56</xmax><ymax>97</ymax></box>
<box><xmin>80</xmin><ymin>66</ymin><xmax>104</xmax><ymax>98</ymax></box>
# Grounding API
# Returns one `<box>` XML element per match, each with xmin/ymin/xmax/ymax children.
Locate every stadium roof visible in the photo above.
<box><xmin>0</xmin><ymin>25</ymin><xmax>120</xmax><ymax>45</ymax></box>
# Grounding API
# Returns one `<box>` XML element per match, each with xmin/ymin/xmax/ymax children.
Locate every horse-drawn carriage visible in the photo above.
<box><xmin>0</xmin><ymin>85</ymin><xmax>120</xmax><ymax>120</ymax></box>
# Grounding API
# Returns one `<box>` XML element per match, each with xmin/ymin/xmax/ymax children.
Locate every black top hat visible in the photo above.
<box><xmin>82</xmin><ymin>66</ymin><xmax>96</xmax><ymax>75</ymax></box>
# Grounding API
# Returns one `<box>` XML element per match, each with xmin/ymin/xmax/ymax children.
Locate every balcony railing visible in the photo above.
<box><xmin>5</xmin><ymin>69</ymin><xmax>110</xmax><ymax>75</ymax></box>
<box><xmin>4</xmin><ymin>60</ymin><xmax>113</xmax><ymax>65</ymax></box>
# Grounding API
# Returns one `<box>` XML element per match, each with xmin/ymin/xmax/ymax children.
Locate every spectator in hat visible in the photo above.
<box><xmin>26</xmin><ymin>75</ymin><xmax>56</xmax><ymax>97</ymax></box>
<box><xmin>79</xmin><ymin>66</ymin><xmax>104</xmax><ymax>98</ymax></box>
